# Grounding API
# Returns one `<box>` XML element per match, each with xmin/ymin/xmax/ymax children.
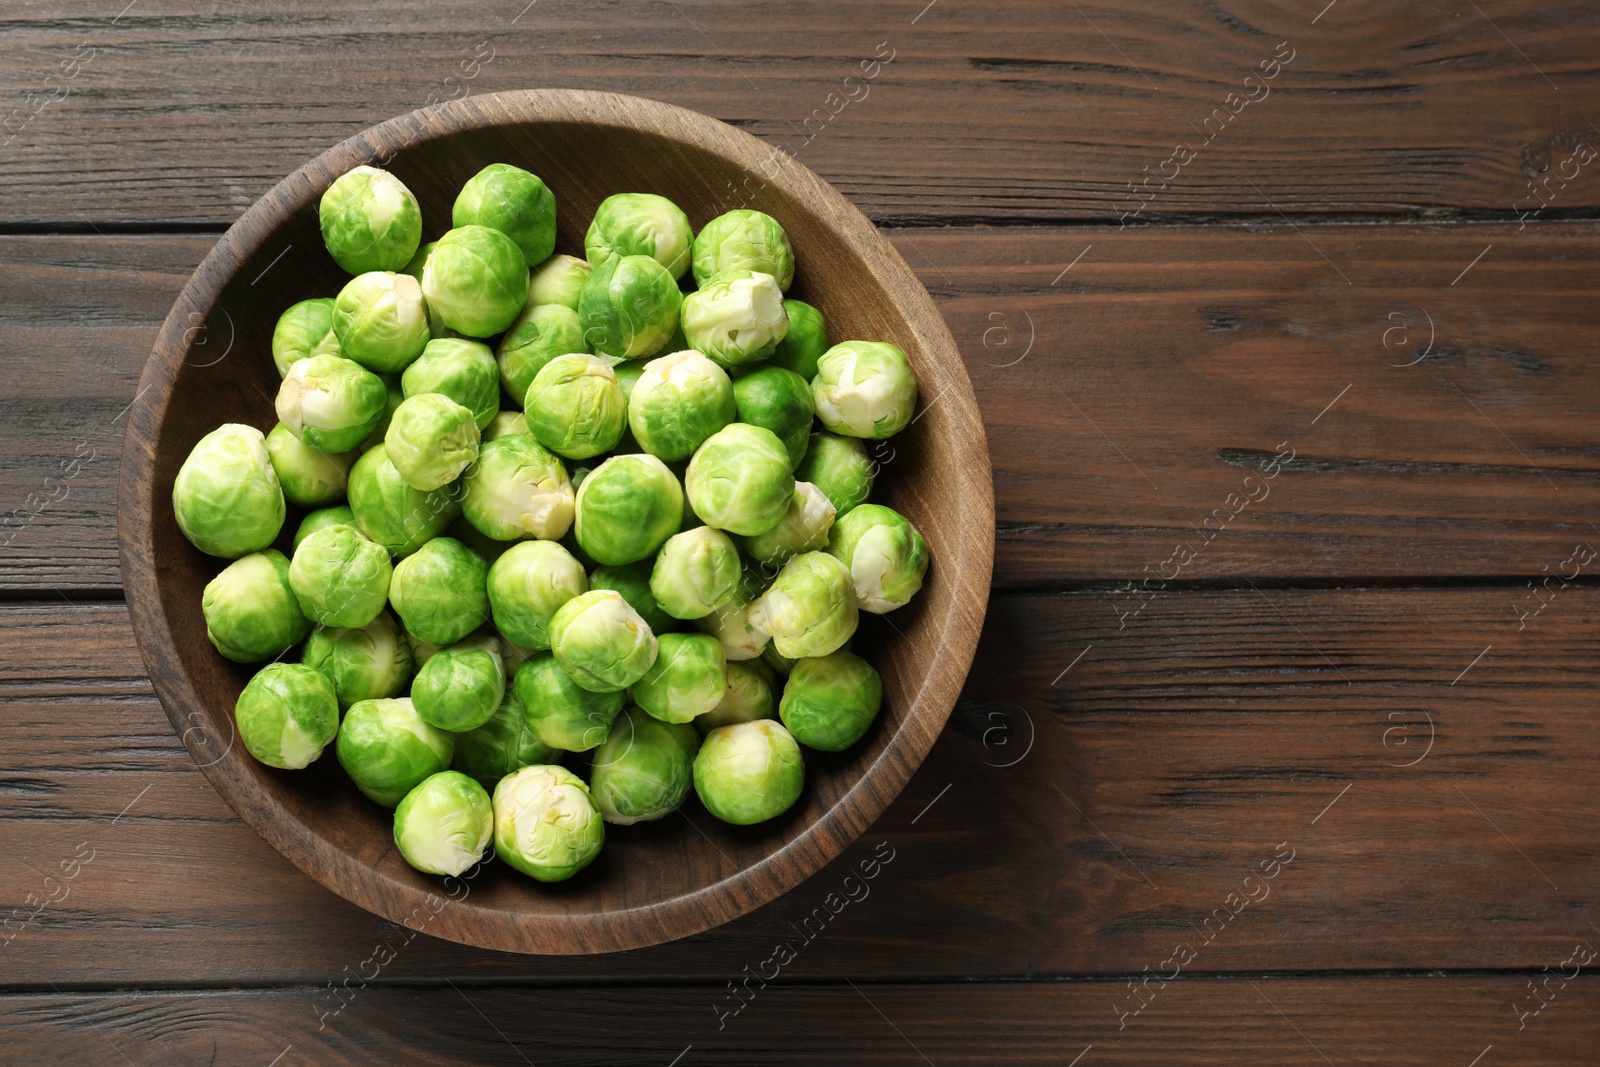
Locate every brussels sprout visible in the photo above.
<box><xmin>633</xmin><ymin>632</ymin><xmax>726</xmax><ymax>724</ymax></box>
<box><xmin>400</xmin><ymin>240</ymin><xmax>435</xmax><ymax>283</ymax></box>
<box><xmin>484</xmin><ymin>410</ymin><xmax>530</xmax><ymax>442</ymax></box>
<box><xmin>265</xmin><ymin>422</ymin><xmax>353</xmax><ymax>507</ymax></box>
<box><xmin>626</xmin><ymin>350</ymin><xmax>736</xmax><ymax>461</ymax></box>
<box><xmin>276</xmin><ymin>353</ymin><xmax>389</xmax><ymax>453</ymax></box>
<box><xmin>402</xmin><ymin>337</ymin><xmax>501</xmax><ymax>430</ymax></box>
<box><xmin>762</xmin><ymin>642</ymin><xmax>798</xmax><ymax>676</ymax></box>
<box><xmin>497</xmin><ymin>302</ymin><xmax>587</xmax><ymax>403</ymax></box>
<box><xmin>741</xmin><ymin>481</ymin><xmax>835</xmax><ymax>567</ymax></box>
<box><xmin>778</xmin><ymin>649</ymin><xmax>882</xmax><ymax>751</ymax></box>
<box><xmin>347</xmin><ymin>444</ymin><xmax>462</xmax><ymax>556</ymax></box>
<box><xmin>613</xmin><ymin>360</ymin><xmax>646</xmax><ymax>406</ymax></box>
<box><xmin>451</xmin><ymin>685</ymin><xmax>556</xmax><ymax>787</ymax></box>
<box><xmin>522</xmin><ymin>354</ymin><xmax>626</xmax><ymax>460</ymax></box>
<box><xmin>202</xmin><ymin>550</ymin><xmax>310</xmax><ymax>663</ymax></box>
<box><xmin>337</xmin><ymin>697</ymin><xmax>455</xmax><ymax>807</ymax></box>
<box><xmin>234</xmin><ymin>663</ymin><xmax>340</xmax><ymax>770</ymax></box>
<box><xmin>421</xmin><ymin>225</ymin><xmax>531</xmax><ymax>337</ymax></box>
<box><xmin>584</xmin><ymin>193</ymin><xmax>694</xmax><ymax>278</ymax></box>
<box><xmin>360</xmin><ymin>373</ymin><xmax>406</xmax><ymax>451</ymax></box>
<box><xmin>696</xmin><ymin>659</ymin><xmax>778</xmax><ymax>735</ymax></box>
<box><xmin>272</xmin><ymin>297</ymin><xmax>342</xmax><ymax>378</ymax></box>
<box><xmin>813</xmin><ymin>341</ymin><xmax>919</xmax><ymax>439</ymax></box>
<box><xmin>577</xmin><ymin>253</ymin><xmax>682</xmax><ymax>359</ymax></box>
<box><xmin>293</xmin><ymin>505</ymin><xmax>356</xmax><ymax>552</ymax></box>
<box><xmin>491</xmin><ymin>764</ymin><xmax>604</xmax><ymax>882</ymax></box>
<box><xmin>573</xmin><ymin>453</ymin><xmax>683</xmax><ymax>565</ymax></box>
<box><xmin>692</xmin><ymin>720</ymin><xmax>804</xmax><ymax>825</ymax></box>
<box><xmin>173</xmin><ymin>424</ymin><xmax>285</xmax><ymax>558</ymax></box>
<box><xmin>301</xmin><ymin>610</ymin><xmax>414</xmax><ymax>708</ymax></box>
<box><xmin>393</xmin><ymin>770</ymin><xmax>494</xmax><ymax>876</ymax></box>
<box><xmin>827</xmin><ymin>503</ymin><xmax>929</xmax><ymax>613</ymax></box>
<box><xmin>694</xmin><ymin>565</ymin><xmax>771</xmax><ymax>662</ymax></box>
<box><xmin>408</xmin><ymin>633</ymin><xmax>444</xmax><ymax>667</ymax></box>
<box><xmin>388</xmin><ymin>537</ymin><xmax>491</xmax><ymax>645</ymax></box>
<box><xmin>331</xmin><ymin>271</ymin><xmax>430</xmax><ymax>373</ymax></box>
<box><xmin>446</xmin><ymin>514</ymin><xmax>510</xmax><ymax>564</ymax></box>
<box><xmin>288</xmin><ymin>523</ymin><xmax>393</xmax><ymax>628</ymax></box>
<box><xmin>453</xmin><ymin>163</ymin><xmax>557</xmax><ymax>266</ymax></box>
<box><xmin>498</xmin><ymin>636</ymin><xmax>540</xmax><ymax>674</ymax></box>
<box><xmin>319</xmin><ymin>165</ymin><xmax>423</xmax><ymax>275</ymax></box>
<box><xmin>384</xmin><ymin>393</ymin><xmax>481</xmax><ymax>491</ymax></box>
<box><xmin>690</xmin><ymin>210</ymin><xmax>795</xmax><ymax>291</ymax></box>
<box><xmin>767</xmin><ymin>299</ymin><xmax>827</xmax><ymax>381</ymax></box>
<box><xmin>487</xmin><ymin>540</ymin><xmax>588</xmax><ymax>650</ymax></box>
<box><xmin>527</xmin><ymin>253</ymin><xmax>593</xmax><ymax>311</ymax></box>
<box><xmin>590</xmin><ymin>707</ymin><xmax>695</xmax><ymax>824</ymax></box>
<box><xmin>650</xmin><ymin>526</ymin><xmax>740</xmax><ymax>620</ymax></box>
<box><xmin>684</xmin><ymin>423</ymin><xmax>794</xmax><ymax>536</ymax></box>
<box><xmin>732</xmin><ymin>366</ymin><xmax>813</xmax><ymax>466</ymax></box>
<box><xmin>680</xmin><ymin>270</ymin><xmax>789</xmax><ymax>368</ymax></box>
<box><xmin>461</xmin><ymin>434</ymin><xmax>576</xmax><ymax>542</ymax></box>
<box><xmin>794</xmin><ymin>431</ymin><xmax>874</xmax><ymax>516</ymax></box>
<box><xmin>589</xmin><ymin>560</ymin><xmax>677</xmax><ymax>635</ymax></box>
<box><xmin>513</xmin><ymin>652</ymin><xmax>625</xmax><ymax>751</ymax></box>
<box><xmin>548</xmin><ymin>588</ymin><xmax>658</xmax><ymax>693</ymax></box>
<box><xmin>748</xmin><ymin>551</ymin><xmax>858</xmax><ymax>659</ymax></box>
<box><xmin>412</xmin><ymin>634</ymin><xmax>506</xmax><ymax>732</ymax></box>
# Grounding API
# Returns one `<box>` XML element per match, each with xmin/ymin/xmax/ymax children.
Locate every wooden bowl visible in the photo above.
<box><xmin>118</xmin><ymin>89</ymin><xmax>993</xmax><ymax>954</ymax></box>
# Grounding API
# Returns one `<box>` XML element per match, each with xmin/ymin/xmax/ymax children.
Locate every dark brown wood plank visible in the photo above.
<box><xmin>1</xmin><ymin>1</ymin><xmax>1597</xmax><ymax>225</ymax></box>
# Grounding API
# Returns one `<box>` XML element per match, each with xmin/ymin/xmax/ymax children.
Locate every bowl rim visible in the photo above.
<box><xmin>117</xmin><ymin>88</ymin><xmax>994</xmax><ymax>955</ymax></box>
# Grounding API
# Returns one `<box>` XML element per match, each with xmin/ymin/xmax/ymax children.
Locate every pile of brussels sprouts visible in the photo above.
<box><xmin>172</xmin><ymin>162</ymin><xmax>929</xmax><ymax>883</ymax></box>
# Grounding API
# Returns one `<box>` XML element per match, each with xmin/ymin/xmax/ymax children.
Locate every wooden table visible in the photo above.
<box><xmin>3</xmin><ymin>1</ymin><xmax>1598</xmax><ymax>1062</ymax></box>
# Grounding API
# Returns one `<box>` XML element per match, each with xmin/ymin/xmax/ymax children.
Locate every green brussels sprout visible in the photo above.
<box><xmin>694</xmin><ymin>565</ymin><xmax>771</xmax><ymax>662</ymax></box>
<box><xmin>513</xmin><ymin>652</ymin><xmax>625</xmax><ymax>751</ymax></box>
<box><xmin>626</xmin><ymin>349</ymin><xmax>736</xmax><ymax>461</ymax></box>
<box><xmin>461</xmin><ymin>434</ymin><xmax>575</xmax><ymax>542</ymax></box>
<box><xmin>301</xmin><ymin>610</ymin><xmax>414</xmax><ymax>708</ymax></box>
<box><xmin>527</xmin><ymin>253</ymin><xmax>592</xmax><ymax>311</ymax></box>
<box><xmin>491</xmin><ymin>764</ymin><xmax>604</xmax><ymax>882</ymax></box>
<box><xmin>696</xmin><ymin>659</ymin><xmax>777</xmax><ymax>735</ymax></box>
<box><xmin>393</xmin><ymin>770</ymin><xmax>494</xmax><ymax>876</ymax></box>
<box><xmin>573</xmin><ymin>453</ymin><xmax>684</xmax><ymax>565</ymax></box>
<box><xmin>749</xmin><ymin>551</ymin><xmax>858</xmax><ymax>659</ymax></box>
<box><xmin>265</xmin><ymin>422</ymin><xmax>353</xmax><ymax>507</ymax></box>
<box><xmin>795</xmin><ymin>431</ymin><xmax>874</xmax><ymax>516</ymax></box>
<box><xmin>319</xmin><ymin>165</ymin><xmax>423</xmax><ymax>275</ymax></box>
<box><xmin>762</xmin><ymin>642</ymin><xmax>798</xmax><ymax>676</ymax></box>
<box><xmin>293</xmin><ymin>505</ymin><xmax>356</xmax><ymax>552</ymax></box>
<box><xmin>497</xmin><ymin>302</ymin><xmax>587</xmax><ymax>403</ymax></box>
<box><xmin>484</xmin><ymin>410</ymin><xmax>530</xmax><ymax>442</ymax></box>
<box><xmin>778</xmin><ymin>649</ymin><xmax>882</xmax><ymax>751</ymax></box>
<box><xmin>202</xmin><ymin>550</ymin><xmax>311</xmax><ymax>663</ymax></box>
<box><xmin>741</xmin><ymin>481</ymin><xmax>836</xmax><ymax>567</ymax></box>
<box><xmin>613</xmin><ymin>360</ymin><xmax>646</xmax><ymax>406</ymax></box>
<box><xmin>577</xmin><ymin>253</ymin><xmax>682</xmax><ymax>359</ymax></box>
<box><xmin>408</xmin><ymin>632</ymin><xmax>444</xmax><ymax>668</ymax></box>
<box><xmin>337</xmin><ymin>697</ymin><xmax>455</xmax><ymax>807</ymax></box>
<box><xmin>347</xmin><ymin>444</ymin><xmax>462</xmax><ymax>556</ymax></box>
<box><xmin>650</xmin><ymin>526</ymin><xmax>740</xmax><ymax>620</ymax></box>
<box><xmin>684</xmin><ymin>423</ymin><xmax>794</xmax><ymax>536</ymax></box>
<box><xmin>681</xmin><ymin>270</ymin><xmax>789</xmax><ymax>368</ymax></box>
<box><xmin>589</xmin><ymin>560</ymin><xmax>678</xmax><ymax>635</ymax></box>
<box><xmin>487</xmin><ymin>539</ymin><xmax>588</xmax><ymax>649</ymax></box>
<box><xmin>359</xmin><ymin>373</ymin><xmax>406</xmax><ymax>451</ymax></box>
<box><xmin>453</xmin><ymin>163</ymin><xmax>557</xmax><ymax>266</ymax></box>
<box><xmin>690</xmin><ymin>210</ymin><xmax>795</xmax><ymax>291</ymax></box>
<box><xmin>234</xmin><ymin>663</ymin><xmax>340</xmax><ymax>769</ymax></box>
<box><xmin>633</xmin><ymin>632</ymin><xmax>727</xmax><ymax>724</ymax></box>
<box><xmin>288</xmin><ymin>523</ymin><xmax>393</xmax><ymax>628</ymax></box>
<box><xmin>272</xmin><ymin>297</ymin><xmax>342</xmax><ymax>378</ymax></box>
<box><xmin>522</xmin><ymin>353</ymin><xmax>626</xmax><ymax>460</ymax></box>
<box><xmin>590</xmin><ymin>707</ymin><xmax>695</xmax><ymax>824</ymax></box>
<box><xmin>331</xmin><ymin>271</ymin><xmax>430</xmax><ymax>373</ymax></box>
<box><xmin>451</xmin><ymin>685</ymin><xmax>556</xmax><ymax>787</ymax></box>
<box><xmin>402</xmin><ymin>337</ymin><xmax>501</xmax><ymax>430</ymax></box>
<box><xmin>401</xmin><ymin>242</ymin><xmax>458</xmax><ymax>340</ymax></box>
<box><xmin>692</xmin><ymin>720</ymin><xmax>805</xmax><ymax>825</ymax></box>
<box><xmin>446</xmin><ymin>514</ymin><xmax>510</xmax><ymax>565</ymax></box>
<box><xmin>173</xmin><ymin>424</ymin><xmax>285</xmax><ymax>558</ymax></box>
<box><xmin>498</xmin><ymin>635</ymin><xmax>540</xmax><ymax>674</ymax></box>
<box><xmin>584</xmin><ymin>192</ymin><xmax>694</xmax><ymax>278</ymax></box>
<box><xmin>548</xmin><ymin>588</ymin><xmax>658</xmax><ymax>693</ymax></box>
<box><xmin>767</xmin><ymin>299</ymin><xmax>827</xmax><ymax>381</ymax></box>
<box><xmin>388</xmin><ymin>537</ymin><xmax>491</xmax><ymax>645</ymax></box>
<box><xmin>384</xmin><ymin>393</ymin><xmax>481</xmax><ymax>491</ymax></box>
<box><xmin>412</xmin><ymin>634</ymin><xmax>506</xmax><ymax>732</ymax></box>
<box><xmin>276</xmin><ymin>353</ymin><xmax>390</xmax><ymax>453</ymax></box>
<box><xmin>813</xmin><ymin>341</ymin><xmax>919</xmax><ymax>439</ymax></box>
<box><xmin>421</xmin><ymin>225</ymin><xmax>531</xmax><ymax>337</ymax></box>
<box><xmin>825</xmin><ymin>503</ymin><xmax>930</xmax><ymax>613</ymax></box>
<box><xmin>732</xmin><ymin>366</ymin><xmax>813</xmax><ymax>466</ymax></box>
